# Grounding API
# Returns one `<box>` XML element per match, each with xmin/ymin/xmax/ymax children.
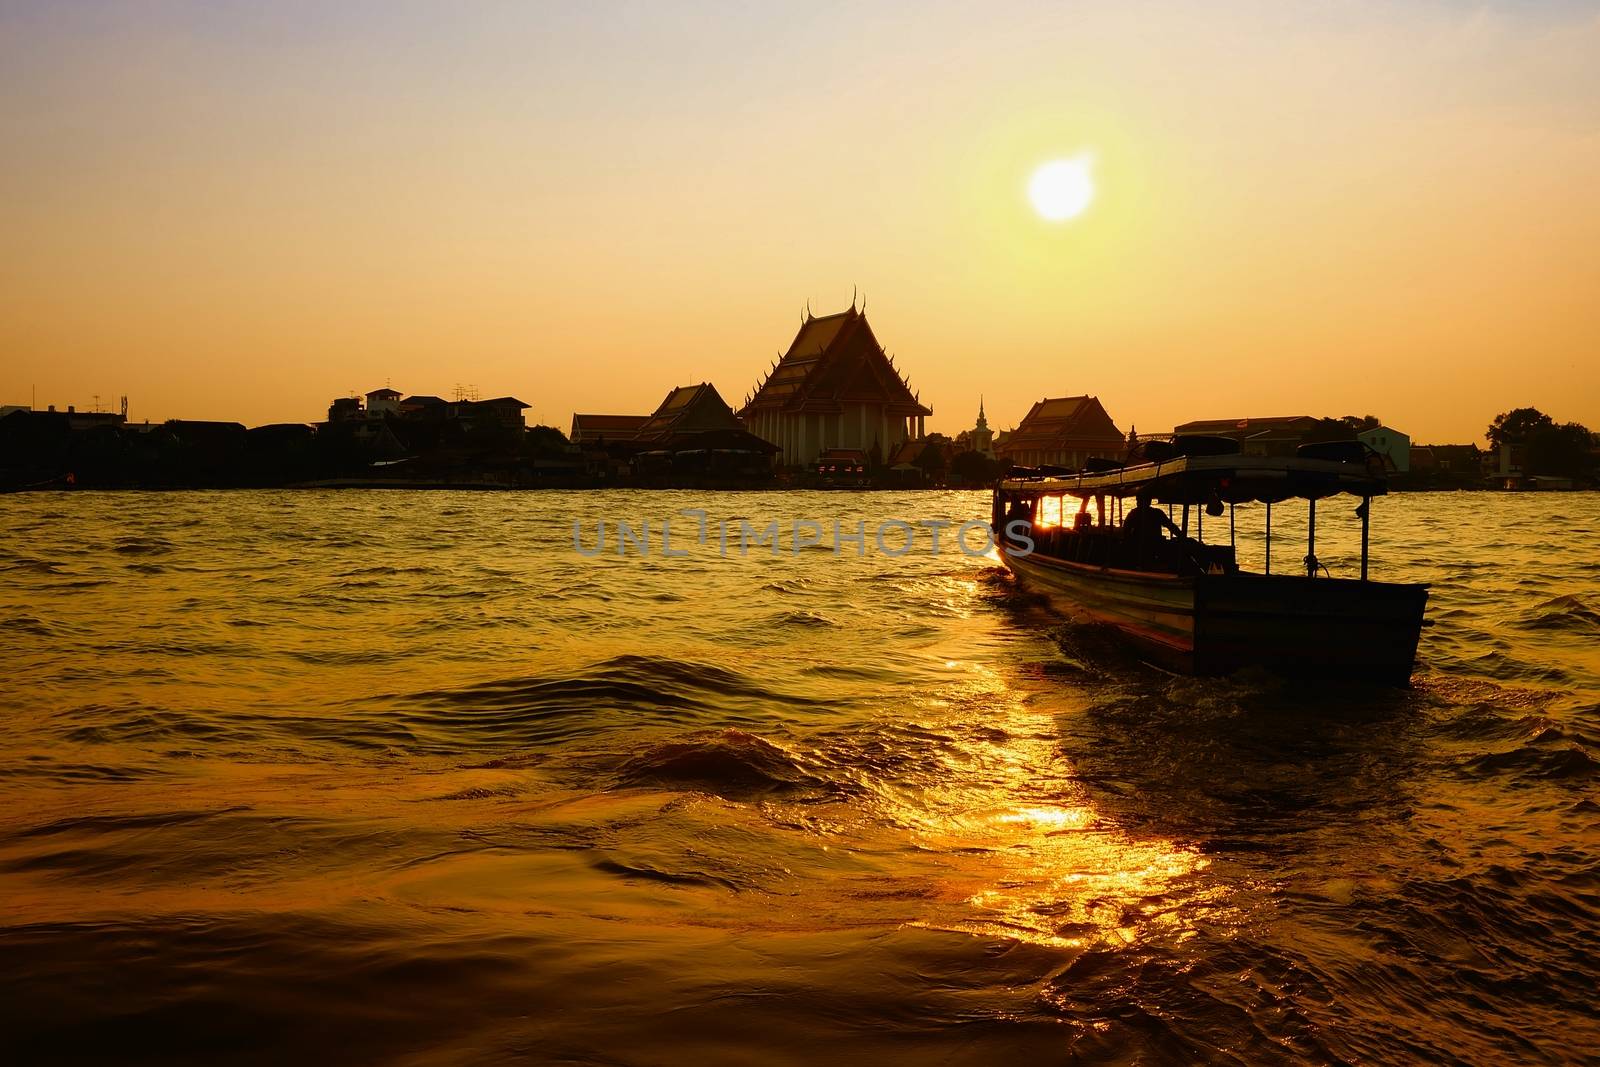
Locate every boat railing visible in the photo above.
<box><xmin>995</xmin><ymin>454</ymin><xmax>1387</xmax><ymax>583</ymax></box>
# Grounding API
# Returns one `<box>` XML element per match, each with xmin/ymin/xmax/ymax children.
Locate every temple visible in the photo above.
<box><xmin>633</xmin><ymin>382</ymin><xmax>760</xmax><ymax>448</ymax></box>
<box><xmin>967</xmin><ymin>397</ymin><xmax>995</xmax><ymax>458</ymax></box>
<box><xmin>569</xmin><ymin>413</ymin><xmax>649</xmax><ymax>446</ymax></box>
<box><xmin>738</xmin><ymin>306</ymin><xmax>931</xmax><ymax>468</ymax></box>
<box><xmin>997</xmin><ymin>395</ymin><xmax>1125</xmax><ymax>469</ymax></box>
<box><xmin>575</xmin><ymin>382</ymin><xmax>778</xmax><ymax>484</ymax></box>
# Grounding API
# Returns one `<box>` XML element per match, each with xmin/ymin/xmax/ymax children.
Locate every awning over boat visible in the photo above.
<box><xmin>999</xmin><ymin>454</ymin><xmax>1387</xmax><ymax>504</ymax></box>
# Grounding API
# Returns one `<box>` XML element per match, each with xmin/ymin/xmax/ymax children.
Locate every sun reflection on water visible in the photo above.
<box><xmin>890</xmin><ymin>670</ymin><xmax>1228</xmax><ymax>952</ymax></box>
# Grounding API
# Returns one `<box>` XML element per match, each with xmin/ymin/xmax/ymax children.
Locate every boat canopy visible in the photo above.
<box><xmin>999</xmin><ymin>453</ymin><xmax>1387</xmax><ymax>504</ymax></box>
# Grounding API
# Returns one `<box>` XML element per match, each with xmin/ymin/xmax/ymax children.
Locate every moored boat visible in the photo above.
<box><xmin>992</xmin><ymin>438</ymin><xmax>1428</xmax><ymax>684</ymax></box>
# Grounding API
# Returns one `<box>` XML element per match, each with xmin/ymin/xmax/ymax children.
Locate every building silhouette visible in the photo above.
<box><xmin>1172</xmin><ymin>415</ymin><xmax>1319</xmax><ymax>457</ymax></box>
<box><xmin>967</xmin><ymin>397</ymin><xmax>995</xmax><ymax>458</ymax></box>
<box><xmin>998</xmin><ymin>396</ymin><xmax>1124</xmax><ymax>469</ymax></box>
<box><xmin>738</xmin><ymin>306</ymin><xmax>931</xmax><ymax>468</ymax></box>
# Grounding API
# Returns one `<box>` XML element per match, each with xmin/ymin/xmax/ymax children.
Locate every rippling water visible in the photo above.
<box><xmin>2</xmin><ymin>490</ymin><xmax>1598</xmax><ymax>1065</ymax></box>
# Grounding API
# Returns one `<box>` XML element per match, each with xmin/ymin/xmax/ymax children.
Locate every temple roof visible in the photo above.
<box><xmin>570</xmin><ymin>413</ymin><xmax>650</xmax><ymax>440</ymax></box>
<box><xmin>1000</xmin><ymin>396</ymin><xmax>1124</xmax><ymax>453</ymax></box>
<box><xmin>1174</xmin><ymin>416</ymin><xmax>1316</xmax><ymax>437</ymax></box>
<box><xmin>634</xmin><ymin>382</ymin><xmax>743</xmax><ymax>442</ymax></box>
<box><xmin>739</xmin><ymin>307</ymin><xmax>931</xmax><ymax>418</ymax></box>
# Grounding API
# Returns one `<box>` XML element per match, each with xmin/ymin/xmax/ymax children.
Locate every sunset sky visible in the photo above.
<box><xmin>3</xmin><ymin>1</ymin><xmax>1597</xmax><ymax>443</ymax></box>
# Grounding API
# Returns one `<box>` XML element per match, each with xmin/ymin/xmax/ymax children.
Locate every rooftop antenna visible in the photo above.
<box><xmin>93</xmin><ymin>393</ymin><xmax>101</xmax><ymax>413</ymax></box>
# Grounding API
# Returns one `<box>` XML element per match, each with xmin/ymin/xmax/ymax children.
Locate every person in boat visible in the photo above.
<box><xmin>1002</xmin><ymin>496</ymin><xmax>1033</xmax><ymax>549</ymax></box>
<box><xmin>1122</xmin><ymin>490</ymin><xmax>1180</xmax><ymax>564</ymax></box>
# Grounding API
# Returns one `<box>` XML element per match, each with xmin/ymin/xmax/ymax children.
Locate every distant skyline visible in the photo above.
<box><xmin>3</xmin><ymin>1</ymin><xmax>1598</xmax><ymax>443</ymax></box>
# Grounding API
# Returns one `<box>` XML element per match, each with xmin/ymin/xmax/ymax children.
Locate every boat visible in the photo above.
<box><xmin>991</xmin><ymin>437</ymin><xmax>1428</xmax><ymax>684</ymax></box>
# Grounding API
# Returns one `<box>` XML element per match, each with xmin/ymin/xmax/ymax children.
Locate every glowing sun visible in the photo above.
<box><xmin>1029</xmin><ymin>155</ymin><xmax>1095</xmax><ymax>222</ymax></box>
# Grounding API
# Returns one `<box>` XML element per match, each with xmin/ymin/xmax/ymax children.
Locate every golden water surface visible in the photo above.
<box><xmin>2</xmin><ymin>490</ymin><xmax>1597</xmax><ymax>1064</ymax></box>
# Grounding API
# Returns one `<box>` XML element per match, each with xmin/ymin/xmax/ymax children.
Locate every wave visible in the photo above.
<box><xmin>1518</xmin><ymin>594</ymin><xmax>1600</xmax><ymax>633</ymax></box>
<box><xmin>1460</xmin><ymin>743</ymin><xmax>1598</xmax><ymax>782</ymax></box>
<box><xmin>614</xmin><ymin>728</ymin><xmax>833</xmax><ymax>798</ymax></box>
<box><xmin>112</xmin><ymin>538</ymin><xmax>173</xmax><ymax>556</ymax></box>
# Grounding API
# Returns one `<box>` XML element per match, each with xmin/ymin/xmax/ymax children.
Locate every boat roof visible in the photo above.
<box><xmin>999</xmin><ymin>453</ymin><xmax>1387</xmax><ymax>503</ymax></box>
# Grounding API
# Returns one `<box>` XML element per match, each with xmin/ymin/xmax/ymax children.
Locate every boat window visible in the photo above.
<box><xmin>1078</xmin><ymin>496</ymin><xmax>1102</xmax><ymax>526</ymax></box>
<box><xmin>1037</xmin><ymin>495</ymin><xmax>1063</xmax><ymax>529</ymax></box>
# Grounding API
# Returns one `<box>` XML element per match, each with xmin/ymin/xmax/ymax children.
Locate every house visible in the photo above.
<box><xmin>738</xmin><ymin>305</ymin><xmax>931</xmax><ymax>468</ymax></box>
<box><xmin>323</xmin><ymin>388</ymin><xmax>527</xmax><ymax>447</ymax></box>
<box><xmin>1173</xmin><ymin>415</ymin><xmax>1320</xmax><ymax>457</ymax></box>
<box><xmin>365</xmin><ymin>388</ymin><xmax>403</xmax><ymax>416</ymax></box>
<box><xmin>246</xmin><ymin>423</ymin><xmax>315</xmax><ymax>447</ymax></box>
<box><xmin>631</xmin><ymin>383</ymin><xmax>778</xmax><ymax>479</ymax></box>
<box><xmin>0</xmin><ymin>408</ymin><xmax>73</xmax><ymax>479</ymax></box>
<box><xmin>244</xmin><ymin>424</ymin><xmax>318</xmax><ymax>481</ymax></box>
<box><xmin>1357</xmin><ymin>424</ymin><xmax>1410</xmax><ymax>472</ymax></box>
<box><xmin>401</xmin><ymin>395</ymin><xmax>451</xmax><ymax>419</ymax></box>
<box><xmin>998</xmin><ymin>396</ymin><xmax>1125</xmax><ymax>469</ymax></box>
<box><xmin>633</xmin><ymin>383</ymin><xmax>752</xmax><ymax>445</ymax></box>
<box><xmin>886</xmin><ymin>433</ymin><xmax>956</xmax><ymax>485</ymax></box>
<box><xmin>814</xmin><ymin>447</ymin><xmax>869</xmax><ymax>485</ymax></box>
<box><xmin>570</xmin><ymin>413</ymin><xmax>650</xmax><ymax>446</ymax></box>
<box><xmin>163</xmin><ymin>420</ymin><xmax>248</xmax><ymax>450</ymax></box>
<box><xmin>1498</xmin><ymin>442</ymin><xmax>1525</xmax><ymax>479</ymax></box>
<box><xmin>1426</xmin><ymin>444</ymin><xmax>1480</xmax><ymax>476</ymax></box>
<box><xmin>455</xmin><ymin>397</ymin><xmax>529</xmax><ymax>434</ymax></box>
<box><xmin>327</xmin><ymin>397</ymin><xmax>363</xmax><ymax>422</ymax></box>
<box><xmin>1</xmin><ymin>402</ymin><xmax>127</xmax><ymax>432</ymax></box>
<box><xmin>571</xmin><ymin>384</ymin><xmax>776</xmax><ymax>482</ymax></box>
<box><xmin>1404</xmin><ymin>443</ymin><xmax>1484</xmax><ymax>488</ymax></box>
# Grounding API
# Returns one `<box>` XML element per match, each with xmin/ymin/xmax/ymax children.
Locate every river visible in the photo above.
<box><xmin>2</xmin><ymin>490</ymin><xmax>1597</xmax><ymax>1064</ymax></box>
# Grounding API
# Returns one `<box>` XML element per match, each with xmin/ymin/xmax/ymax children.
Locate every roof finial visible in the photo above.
<box><xmin>979</xmin><ymin>394</ymin><xmax>985</xmax><ymax>419</ymax></box>
<box><xmin>851</xmin><ymin>284</ymin><xmax>857</xmax><ymax>311</ymax></box>
<box><xmin>805</xmin><ymin>298</ymin><xmax>812</xmax><ymax>321</ymax></box>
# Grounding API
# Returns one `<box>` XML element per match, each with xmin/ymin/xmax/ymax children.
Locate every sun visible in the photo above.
<box><xmin>1028</xmin><ymin>155</ymin><xmax>1095</xmax><ymax>222</ymax></box>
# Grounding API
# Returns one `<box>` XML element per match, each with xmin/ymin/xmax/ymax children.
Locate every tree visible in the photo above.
<box><xmin>949</xmin><ymin>449</ymin><xmax>1001</xmax><ymax>487</ymax></box>
<box><xmin>914</xmin><ymin>438</ymin><xmax>949</xmax><ymax>480</ymax></box>
<box><xmin>1486</xmin><ymin>407</ymin><xmax>1554</xmax><ymax>448</ymax></box>
<box><xmin>1525</xmin><ymin>421</ymin><xmax>1596</xmax><ymax>480</ymax></box>
<box><xmin>1340</xmin><ymin>414</ymin><xmax>1382</xmax><ymax>432</ymax></box>
<box><xmin>524</xmin><ymin>424</ymin><xmax>571</xmax><ymax>458</ymax></box>
<box><xmin>1305</xmin><ymin>418</ymin><xmax>1357</xmax><ymax>443</ymax></box>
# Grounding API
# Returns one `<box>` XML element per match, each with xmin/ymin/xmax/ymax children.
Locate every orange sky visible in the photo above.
<box><xmin>2</xmin><ymin>1</ymin><xmax>1597</xmax><ymax>443</ymax></box>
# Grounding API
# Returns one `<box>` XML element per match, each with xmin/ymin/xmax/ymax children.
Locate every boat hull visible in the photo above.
<box><xmin>999</xmin><ymin>545</ymin><xmax>1427</xmax><ymax>684</ymax></box>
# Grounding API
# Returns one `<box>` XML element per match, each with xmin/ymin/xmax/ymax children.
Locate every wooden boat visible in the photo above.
<box><xmin>992</xmin><ymin>440</ymin><xmax>1428</xmax><ymax>684</ymax></box>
